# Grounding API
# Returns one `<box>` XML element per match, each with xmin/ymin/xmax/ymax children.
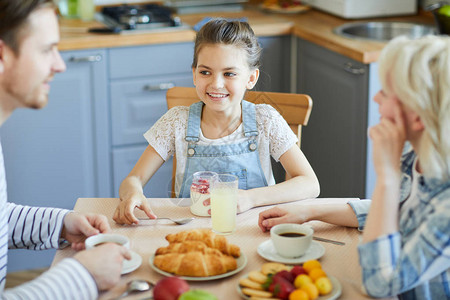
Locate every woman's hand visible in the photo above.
<box><xmin>368</xmin><ymin>98</ymin><xmax>406</xmax><ymax>179</ymax></box>
<box><xmin>113</xmin><ymin>193</ymin><xmax>156</xmax><ymax>225</ymax></box>
<box><xmin>258</xmin><ymin>206</ymin><xmax>311</xmax><ymax>232</ymax></box>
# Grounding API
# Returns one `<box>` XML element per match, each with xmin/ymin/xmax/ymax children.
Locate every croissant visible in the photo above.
<box><xmin>155</xmin><ymin>241</ymin><xmax>223</xmax><ymax>256</ymax></box>
<box><xmin>153</xmin><ymin>251</ymin><xmax>237</xmax><ymax>277</ymax></box>
<box><xmin>166</xmin><ymin>229</ymin><xmax>241</xmax><ymax>258</ymax></box>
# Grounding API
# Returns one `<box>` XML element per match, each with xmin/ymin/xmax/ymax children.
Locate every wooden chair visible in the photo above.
<box><xmin>166</xmin><ymin>86</ymin><xmax>313</xmax><ymax>197</ymax></box>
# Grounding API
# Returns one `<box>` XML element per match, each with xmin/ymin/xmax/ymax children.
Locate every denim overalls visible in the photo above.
<box><xmin>178</xmin><ymin>100</ymin><xmax>268</xmax><ymax>197</ymax></box>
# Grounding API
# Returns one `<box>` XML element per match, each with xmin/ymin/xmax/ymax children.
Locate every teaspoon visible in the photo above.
<box><xmin>114</xmin><ymin>279</ymin><xmax>153</xmax><ymax>299</ymax></box>
<box><xmin>138</xmin><ymin>217</ymin><xmax>195</xmax><ymax>225</ymax></box>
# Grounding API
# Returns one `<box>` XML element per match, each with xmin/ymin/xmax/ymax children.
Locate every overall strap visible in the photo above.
<box><xmin>185</xmin><ymin>102</ymin><xmax>203</xmax><ymax>142</ymax></box>
<box><xmin>242</xmin><ymin>100</ymin><xmax>258</xmax><ymax>137</ymax></box>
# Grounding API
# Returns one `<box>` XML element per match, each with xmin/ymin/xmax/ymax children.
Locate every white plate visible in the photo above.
<box><xmin>122</xmin><ymin>250</ymin><xmax>142</xmax><ymax>274</ymax></box>
<box><xmin>149</xmin><ymin>253</ymin><xmax>247</xmax><ymax>281</ymax></box>
<box><xmin>257</xmin><ymin>240</ymin><xmax>325</xmax><ymax>264</ymax></box>
<box><xmin>260</xmin><ymin>3</ymin><xmax>311</xmax><ymax>14</ymax></box>
<box><xmin>237</xmin><ymin>274</ymin><xmax>342</xmax><ymax>300</ymax></box>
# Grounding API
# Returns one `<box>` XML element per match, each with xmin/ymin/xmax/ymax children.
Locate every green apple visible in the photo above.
<box><xmin>438</xmin><ymin>5</ymin><xmax>450</xmax><ymax>17</ymax></box>
<box><xmin>178</xmin><ymin>289</ymin><xmax>218</xmax><ymax>300</ymax></box>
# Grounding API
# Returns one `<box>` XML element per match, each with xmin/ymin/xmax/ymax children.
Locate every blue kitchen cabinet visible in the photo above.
<box><xmin>296</xmin><ymin>37</ymin><xmax>371</xmax><ymax>198</ymax></box>
<box><xmin>108</xmin><ymin>42</ymin><xmax>194</xmax><ymax>198</ymax></box>
<box><xmin>1</xmin><ymin>49</ymin><xmax>109</xmax><ymax>271</ymax></box>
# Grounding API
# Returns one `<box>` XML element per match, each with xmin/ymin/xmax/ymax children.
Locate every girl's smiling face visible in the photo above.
<box><xmin>192</xmin><ymin>43</ymin><xmax>259</xmax><ymax>116</ymax></box>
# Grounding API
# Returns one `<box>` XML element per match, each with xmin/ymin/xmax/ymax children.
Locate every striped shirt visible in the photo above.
<box><xmin>0</xmin><ymin>142</ymin><xmax>98</xmax><ymax>299</ymax></box>
<box><xmin>349</xmin><ymin>147</ymin><xmax>450</xmax><ymax>299</ymax></box>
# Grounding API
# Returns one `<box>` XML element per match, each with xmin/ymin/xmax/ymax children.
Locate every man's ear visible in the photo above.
<box><xmin>246</xmin><ymin>69</ymin><xmax>259</xmax><ymax>90</ymax></box>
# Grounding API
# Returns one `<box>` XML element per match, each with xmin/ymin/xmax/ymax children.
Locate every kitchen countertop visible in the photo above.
<box><xmin>59</xmin><ymin>5</ymin><xmax>435</xmax><ymax>63</ymax></box>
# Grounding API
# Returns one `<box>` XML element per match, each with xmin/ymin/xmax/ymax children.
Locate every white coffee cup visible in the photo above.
<box><xmin>270</xmin><ymin>224</ymin><xmax>313</xmax><ymax>258</ymax></box>
<box><xmin>85</xmin><ymin>233</ymin><xmax>130</xmax><ymax>250</ymax></box>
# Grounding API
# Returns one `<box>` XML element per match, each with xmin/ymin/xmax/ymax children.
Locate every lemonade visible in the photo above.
<box><xmin>210</xmin><ymin>174</ymin><xmax>238</xmax><ymax>235</ymax></box>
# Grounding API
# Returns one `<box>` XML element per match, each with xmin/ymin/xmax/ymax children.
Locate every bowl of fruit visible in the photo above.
<box><xmin>238</xmin><ymin>260</ymin><xmax>341</xmax><ymax>300</ymax></box>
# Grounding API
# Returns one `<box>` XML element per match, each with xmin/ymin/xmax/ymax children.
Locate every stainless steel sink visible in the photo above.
<box><xmin>333</xmin><ymin>22</ymin><xmax>436</xmax><ymax>42</ymax></box>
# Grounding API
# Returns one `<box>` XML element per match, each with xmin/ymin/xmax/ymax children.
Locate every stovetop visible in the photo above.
<box><xmin>91</xmin><ymin>4</ymin><xmax>189</xmax><ymax>34</ymax></box>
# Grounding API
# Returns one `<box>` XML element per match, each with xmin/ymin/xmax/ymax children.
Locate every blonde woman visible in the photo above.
<box><xmin>259</xmin><ymin>35</ymin><xmax>450</xmax><ymax>299</ymax></box>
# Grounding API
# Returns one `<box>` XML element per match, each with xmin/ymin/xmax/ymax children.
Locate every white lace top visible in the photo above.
<box><xmin>144</xmin><ymin>103</ymin><xmax>297</xmax><ymax>196</ymax></box>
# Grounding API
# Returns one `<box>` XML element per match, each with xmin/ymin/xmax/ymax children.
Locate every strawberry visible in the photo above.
<box><xmin>273</xmin><ymin>270</ymin><xmax>294</xmax><ymax>283</ymax></box>
<box><xmin>269</xmin><ymin>277</ymin><xmax>295</xmax><ymax>300</ymax></box>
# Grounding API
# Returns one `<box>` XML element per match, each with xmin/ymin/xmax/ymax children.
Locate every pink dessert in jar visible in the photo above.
<box><xmin>190</xmin><ymin>171</ymin><xmax>217</xmax><ymax>216</ymax></box>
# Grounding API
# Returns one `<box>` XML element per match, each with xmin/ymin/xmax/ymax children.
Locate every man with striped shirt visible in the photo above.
<box><xmin>0</xmin><ymin>1</ymin><xmax>131</xmax><ymax>298</ymax></box>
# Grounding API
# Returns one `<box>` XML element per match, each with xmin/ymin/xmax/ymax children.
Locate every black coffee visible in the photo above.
<box><xmin>279</xmin><ymin>232</ymin><xmax>305</xmax><ymax>238</ymax></box>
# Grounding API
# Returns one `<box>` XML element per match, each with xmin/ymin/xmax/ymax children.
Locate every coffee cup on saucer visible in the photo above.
<box><xmin>85</xmin><ymin>233</ymin><xmax>142</xmax><ymax>274</ymax></box>
<box><xmin>85</xmin><ymin>233</ymin><xmax>130</xmax><ymax>250</ymax></box>
<box><xmin>270</xmin><ymin>224</ymin><xmax>313</xmax><ymax>258</ymax></box>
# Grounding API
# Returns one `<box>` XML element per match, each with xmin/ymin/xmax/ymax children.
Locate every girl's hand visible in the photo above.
<box><xmin>258</xmin><ymin>206</ymin><xmax>311</xmax><ymax>232</ymax></box>
<box><xmin>113</xmin><ymin>194</ymin><xmax>156</xmax><ymax>225</ymax></box>
<box><xmin>368</xmin><ymin>98</ymin><xmax>406</xmax><ymax>179</ymax></box>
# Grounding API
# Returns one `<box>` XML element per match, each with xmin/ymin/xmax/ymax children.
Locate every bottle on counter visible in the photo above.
<box><xmin>58</xmin><ymin>0</ymin><xmax>79</xmax><ymax>18</ymax></box>
<box><xmin>78</xmin><ymin>0</ymin><xmax>95</xmax><ymax>21</ymax></box>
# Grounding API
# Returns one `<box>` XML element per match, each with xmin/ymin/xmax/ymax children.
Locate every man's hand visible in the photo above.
<box><xmin>61</xmin><ymin>212</ymin><xmax>110</xmax><ymax>251</ymax></box>
<box><xmin>74</xmin><ymin>243</ymin><xmax>131</xmax><ymax>291</ymax></box>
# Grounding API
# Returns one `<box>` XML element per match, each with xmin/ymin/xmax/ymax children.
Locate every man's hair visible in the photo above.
<box><xmin>0</xmin><ymin>0</ymin><xmax>55</xmax><ymax>54</ymax></box>
<box><xmin>378</xmin><ymin>35</ymin><xmax>450</xmax><ymax>180</ymax></box>
<box><xmin>192</xmin><ymin>18</ymin><xmax>262</xmax><ymax>70</ymax></box>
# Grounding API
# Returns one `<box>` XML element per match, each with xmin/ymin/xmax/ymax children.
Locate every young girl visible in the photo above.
<box><xmin>113</xmin><ymin>18</ymin><xmax>319</xmax><ymax>225</ymax></box>
<box><xmin>259</xmin><ymin>35</ymin><xmax>450</xmax><ymax>299</ymax></box>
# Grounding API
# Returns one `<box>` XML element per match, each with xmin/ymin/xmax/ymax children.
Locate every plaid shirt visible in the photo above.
<box><xmin>349</xmin><ymin>146</ymin><xmax>450</xmax><ymax>299</ymax></box>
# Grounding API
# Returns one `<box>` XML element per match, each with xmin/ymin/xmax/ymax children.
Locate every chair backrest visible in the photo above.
<box><xmin>166</xmin><ymin>86</ymin><xmax>313</xmax><ymax>196</ymax></box>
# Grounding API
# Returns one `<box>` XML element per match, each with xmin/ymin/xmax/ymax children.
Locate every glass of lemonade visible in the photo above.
<box><xmin>210</xmin><ymin>174</ymin><xmax>239</xmax><ymax>235</ymax></box>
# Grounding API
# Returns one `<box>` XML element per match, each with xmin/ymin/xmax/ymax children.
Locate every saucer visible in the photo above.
<box><xmin>257</xmin><ymin>240</ymin><xmax>325</xmax><ymax>264</ymax></box>
<box><xmin>122</xmin><ymin>250</ymin><xmax>142</xmax><ymax>274</ymax></box>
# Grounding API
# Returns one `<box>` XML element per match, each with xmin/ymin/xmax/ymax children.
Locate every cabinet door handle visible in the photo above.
<box><xmin>343</xmin><ymin>62</ymin><xmax>365</xmax><ymax>75</ymax></box>
<box><xmin>143</xmin><ymin>82</ymin><xmax>175</xmax><ymax>91</ymax></box>
<box><xmin>68</xmin><ymin>55</ymin><xmax>102</xmax><ymax>63</ymax></box>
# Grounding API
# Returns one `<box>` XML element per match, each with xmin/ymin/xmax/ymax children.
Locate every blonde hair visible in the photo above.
<box><xmin>378</xmin><ymin>35</ymin><xmax>450</xmax><ymax>180</ymax></box>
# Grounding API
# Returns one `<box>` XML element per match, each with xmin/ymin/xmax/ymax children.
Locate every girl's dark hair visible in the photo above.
<box><xmin>0</xmin><ymin>0</ymin><xmax>55</xmax><ymax>54</ymax></box>
<box><xmin>192</xmin><ymin>18</ymin><xmax>262</xmax><ymax>70</ymax></box>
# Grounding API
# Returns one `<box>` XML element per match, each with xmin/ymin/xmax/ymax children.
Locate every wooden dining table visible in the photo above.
<box><xmin>52</xmin><ymin>197</ymin><xmax>396</xmax><ymax>300</ymax></box>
